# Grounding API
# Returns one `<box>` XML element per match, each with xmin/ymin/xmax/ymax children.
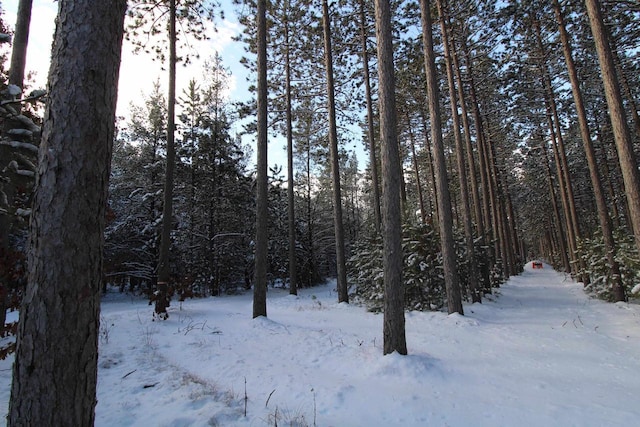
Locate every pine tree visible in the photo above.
<box><xmin>105</xmin><ymin>83</ymin><xmax>167</xmax><ymax>290</ymax></box>
<box><xmin>419</xmin><ymin>0</ymin><xmax>463</xmax><ymax>315</ymax></box>
<box><xmin>584</xmin><ymin>0</ymin><xmax>640</xmax><ymax>259</ymax></box>
<box><xmin>7</xmin><ymin>0</ymin><xmax>32</xmax><ymax>91</ymax></box>
<box><xmin>254</xmin><ymin>0</ymin><xmax>268</xmax><ymax>318</ymax></box>
<box><xmin>127</xmin><ymin>0</ymin><xmax>218</xmax><ymax>317</ymax></box>
<box><xmin>322</xmin><ymin>0</ymin><xmax>348</xmax><ymax>304</ymax></box>
<box><xmin>8</xmin><ymin>0</ymin><xmax>127</xmax><ymax>424</ymax></box>
<box><xmin>374</xmin><ymin>0</ymin><xmax>407</xmax><ymax>355</ymax></box>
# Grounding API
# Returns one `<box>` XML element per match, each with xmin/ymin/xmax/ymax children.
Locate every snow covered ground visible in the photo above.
<box><xmin>1</xmin><ymin>261</ymin><xmax>640</xmax><ymax>426</ymax></box>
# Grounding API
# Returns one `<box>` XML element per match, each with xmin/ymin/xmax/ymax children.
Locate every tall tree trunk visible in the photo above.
<box><xmin>553</xmin><ymin>0</ymin><xmax>625</xmax><ymax>301</ymax></box>
<box><xmin>505</xmin><ymin>186</ymin><xmax>522</xmax><ymax>269</ymax></box>
<box><xmin>374</xmin><ymin>0</ymin><xmax>407</xmax><ymax>355</ymax></box>
<box><xmin>253</xmin><ymin>0</ymin><xmax>268</xmax><ymax>317</ymax></box>
<box><xmin>606</xmin><ymin>24</ymin><xmax>640</xmax><ymax>146</ymax></box>
<box><xmin>452</xmin><ymin>44</ymin><xmax>490</xmax><ymax>288</ymax></box>
<box><xmin>419</xmin><ymin>110</ymin><xmax>438</xmax><ymax>225</ymax></box>
<box><xmin>461</xmin><ymin>37</ymin><xmax>495</xmax><ymax>271</ymax></box>
<box><xmin>533</xmin><ymin>17</ymin><xmax>582</xmax><ymax>279</ymax></box>
<box><xmin>486</xmin><ymin>135</ymin><xmax>508</xmax><ymax>276</ymax></box>
<box><xmin>482</xmin><ymin>119</ymin><xmax>502</xmax><ymax>270</ymax></box>
<box><xmin>594</xmin><ymin>119</ymin><xmax>621</xmax><ymax>228</ymax></box>
<box><xmin>544</xmin><ymin>95</ymin><xmax>578</xmax><ymax>276</ymax></box>
<box><xmin>8</xmin><ymin>0</ymin><xmax>127</xmax><ymax>424</ymax></box>
<box><xmin>1</xmin><ymin>0</ymin><xmax>35</xmax><ymax>331</ymax></box>
<box><xmin>8</xmin><ymin>0</ymin><xmax>33</xmax><ymax>90</ymax></box>
<box><xmin>156</xmin><ymin>0</ymin><xmax>177</xmax><ymax>319</ymax></box>
<box><xmin>450</xmin><ymin>34</ymin><xmax>490</xmax><ymax>288</ymax></box>
<box><xmin>359</xmin><ymin>0</ymin><xmax>382</xmax><ymax>234</ymax></box>
<box><xmin>540</xmin><ymin>136</ymin><xmax>571</xmax><ymax>272</ymax></box>
<box><xmin>451</xmin><ymin>30</ymin><xmax>484</xmax><ymax>239</ymax></box>
<box><xmin>598</xmin><ymin>117</ymin><xmax>633</xmax><ymax>228</ymax></box>
<box><xmin>419</xmin><ymin>0</ymin><xmax>463</xmax><ymax>315</ymax></box>
<box><xmin>437</xmin><ymin>0</ymin><xmax>481</xmax><ymax>303</ymax></box>
<box><xmin>497</xmin><ymin>169</ymin><xmax>516</xmax><ymax>275</ymax></box>
<box><xmin>584</xmin><ymin>0</ymin><xmax>640</xmax><ymax>256</ymax></box>
<box><xmin>284</xmin><ymin>4</ymin><xmax>297</xmax><ymax>296</ymax></box>
<box><xmin>322</xmin><ymin>0</ymin><xmax>348</xmax><ymax>303</ymax></box>
<box><xmin>407</xmin><ymin>118</ymin><xmax>427</xmax><ymax>224</ymax></box>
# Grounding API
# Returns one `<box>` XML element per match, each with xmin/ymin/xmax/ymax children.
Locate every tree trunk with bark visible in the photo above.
<box><xmin>461</xmin><ymin>37</ymin><xmax>495</xmax><ymax>273</ymax></box>
<box><xmin>359</xmin><ymin>0</ymin><xmax>382</xmax><ymax>234</ymax></box>
<box><xmin>254</xmin><ymin>0</ymin><xmax>268</xmax><ymax>317</ymax></box>
<box><xmin>374</xmin><ymin>0</ymin><xmax>407</xmax><ymax>355</ymax></box>
<box><xmin>407</xmin><ymin>119</ymin><xmax>427</xmax><ymax>224</ymax></box>
<box><xmin>156</xmin><ymin>0</ymin><xmax>177</xmax><ymax>319</ymax></box>
<box><xmin>8</xmin><ymin>0</ymin><xmax>33</xmax><ymax>90</ymax></box>
<box><xmin>322</xmin><ymin>0</ymin><xmax>348</xmax><ymax>303</ymax></box>
<box><xmin>584</xmin><ymin>0</ymin><xmax>640</xmax><ymax>256</ymax></box>
<box><xmin>419</xmin><ymin>0</ymin><xmax>463</xmax><ymax>315</ymax></box>
<box><xmin>540</xmin><ymin>137</ymin><xmax>571</xmax><ymax>272</ymax></box>
<box><xmin>284</xmin><ymin>4</ymin><xmax>297</xmax><ymax>296</ymax></box>
<box><xmin>450</xmin><ymin>31</ymin><xmax>491</xmax><ymax>289</ymax></box>
<box><xmin>553</xmin><ymin>0</ymin><xmax>625</xmax><ymax>301</ymax></box>
<box><xmin>437</xmin><ymin>0</ymin><xmax>481</xmax><ymax>302</ymax></box>
<box><xmin>8</xmin><ymin>1</ymin><xmax>127</xmax><ymax>424</ymax></box>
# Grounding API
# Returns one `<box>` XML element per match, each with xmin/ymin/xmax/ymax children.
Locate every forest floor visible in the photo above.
<box><xmin>1</xmin><ymin>261</ymin><xmax>639</xmax><ymax>426</ymax></box>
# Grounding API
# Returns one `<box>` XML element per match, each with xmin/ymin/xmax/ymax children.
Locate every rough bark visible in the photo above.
<box><xmin>451</xmin><ymin>30</ymin><xmax>484</xmax><ymax>239</ymax></box>
<box><xmin>359</xmin><ymin>0</ymin><xmax>382</xmax><ymax>234</ymax></box>
<box><xmin>374</xmin><ymin>0</ymin><xmax>407</xmax><ymax>355</ymax></box>
<box><xmin>419</xmin><ymin>0</ymin><xmax>463</xmax><ymax>315</ymax></box>
<box><xmin>284</xmin><ymin>4</ymin><xmax>297</xmax><ymax>296</ymax></box>
<box><xmin>8</xmin><ymin>0</ymin><xmax>33</xmax><ymax>90</ymax></box>
<box><xmin>322</xmin><ymin>0</ymin><xmax>348</xmax><ymax>304</ymax></box>
<box><xmin>461</xmin><ymin>37</ymin><xmax>495</xmax><ymax>271</ymax></box>
<box><xmin>543</xmin><ymin>96</ymin><xmax>577</xmax><ymax>275</ymax></box>
<box><xmin>532</xmin><ymin>17</ymin><xmax>582</xmax><ymax>278</ymax></box>
<box><xmin>553</xmin><ymin>0</ymin><xmax>625</xmax><ymax>301</ymax></box>
<box><xmin>482</xmin><ymin>118</ymin><xmax>502</xmax><ymax>270</ymax></box>
<box><xmin>450</xmin><ymin>31</ymin><xmax>491</xmax><ymax>289</ymax></box>
<box><xmin>254</xmin><ymin>0</ymin><xmax>268</xmax><ymax>317</ymax></box>
<box><xmin>8</xmin><ymin>0</ymin><xmax>127</xmax><ymax>424</ymax></box>
<box><xmin>156</xmin><ymin>0</ymin><xmax>178</xmax><ymax>318</ymax></box>
<box><xmin>584</xmin><ymin>0</ymin><xmax>640</xmax><ymax>256</ymax></box>
<box><xmin>407</xmin><ymin>120</ymin><xmax>427</xmax><ymax>224</ymax></box>
<box><xmin>437</xmin><ymin>0</ymin><xmax>481</xmax><ymax>303</ymax></box>
<box><xmin>419</xmin><ymin>111</ymin><xmax>438</xmax><ymax>225</ymax></box>
<box><xmin>541</xmin><ymin>138</ymin><xmax>571</xmax><ymax>273</ymax></box>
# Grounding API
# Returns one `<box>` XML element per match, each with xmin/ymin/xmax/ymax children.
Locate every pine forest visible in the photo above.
<box><xmin>0</xmin><ymin>0</ymin><xmax>639</xmax><ymax>424</ymax></box>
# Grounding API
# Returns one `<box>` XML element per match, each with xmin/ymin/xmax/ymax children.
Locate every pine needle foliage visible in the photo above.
<box><xmin>577</xmin><ymin>230</ymin><xmax>640</xmax><ymax>301</ymax></box>
<box><xmin>349</xmin><ymin>223</ymin><xmax>500</xmax><ymax>312</ymax></box>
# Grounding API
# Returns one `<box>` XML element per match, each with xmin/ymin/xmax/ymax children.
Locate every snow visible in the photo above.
<box><xmin>1</xmin><ymin>261</ymin><xmax>640</xmax><ymax>426</ymax></box>
<box><xmin>0</xmin><ymin>140</ymin><xmax>39</xmax><ymax>154</ymax></box>
<box><xmin>6</xmin><ymin>85</ymin><xmax>21</xmax><ymax>97</ymax></box>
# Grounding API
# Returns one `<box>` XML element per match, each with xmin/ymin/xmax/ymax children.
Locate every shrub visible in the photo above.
<box><xmin>576</xmin><ymin>230</ymin><xmax>640</xmax><ymax>301</ymax></box>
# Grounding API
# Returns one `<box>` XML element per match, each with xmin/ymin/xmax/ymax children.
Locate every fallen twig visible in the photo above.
<box><xmin>265</xmin><ymin>389</ymin><xmax>276</xmax><ymax>407</ymax></box>
<box><xmin>122</xmin><ymin>369</ymin><xmax>137</xmax><ymax>379</ymax></box>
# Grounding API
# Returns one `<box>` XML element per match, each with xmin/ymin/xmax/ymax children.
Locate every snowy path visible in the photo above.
<box><xmin>1</xmin><ymin>262</ymin><xmax>639</xmax><ymax>426</ymax></box>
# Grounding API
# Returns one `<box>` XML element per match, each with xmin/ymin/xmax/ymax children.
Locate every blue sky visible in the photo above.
<box><xmin>2</xmin><ymin>0</ymin><xmax>286</xmax><ymax>167</ymax></box>
<box><xmin>3</xmin><ymin>0</ymin><xmax>371</xmax><ymax>172</ymax></box>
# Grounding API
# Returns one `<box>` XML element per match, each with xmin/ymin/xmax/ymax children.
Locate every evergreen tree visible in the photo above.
<box><xmin>419</xmin><ymin>0</ymin><xmax>463</xmax><ymax>315</ymax></box>
<box><xmin>105</xmin><ymin>83</ymin><xmax>167</xmax><ymax>292</ymax></box>
<box><xmin>8</xmin><ymin>1</ymin><xmax>127</xmax><ymax>423</ymax></box>
<box><xmin>374</xmin><ymin>0</ymin><xmax>407</xmax><ymax>355</ymax></box>
<box><xmin>127</xmin><ymin>0</ymin><xmax>219</xmax><ymax>317</ymax></box>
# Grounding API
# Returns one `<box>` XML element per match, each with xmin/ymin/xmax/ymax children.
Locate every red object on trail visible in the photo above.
<box><xmin>532</xmin><ymin>261</ymin><xmax>543</xmax><ymax>269</ymax></box>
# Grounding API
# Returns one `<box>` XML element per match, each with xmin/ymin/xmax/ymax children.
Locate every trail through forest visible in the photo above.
<box><xmin>1</xmin><ymin>261</ymin><xmax>639</xmax><ymax>426</ymax></box>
